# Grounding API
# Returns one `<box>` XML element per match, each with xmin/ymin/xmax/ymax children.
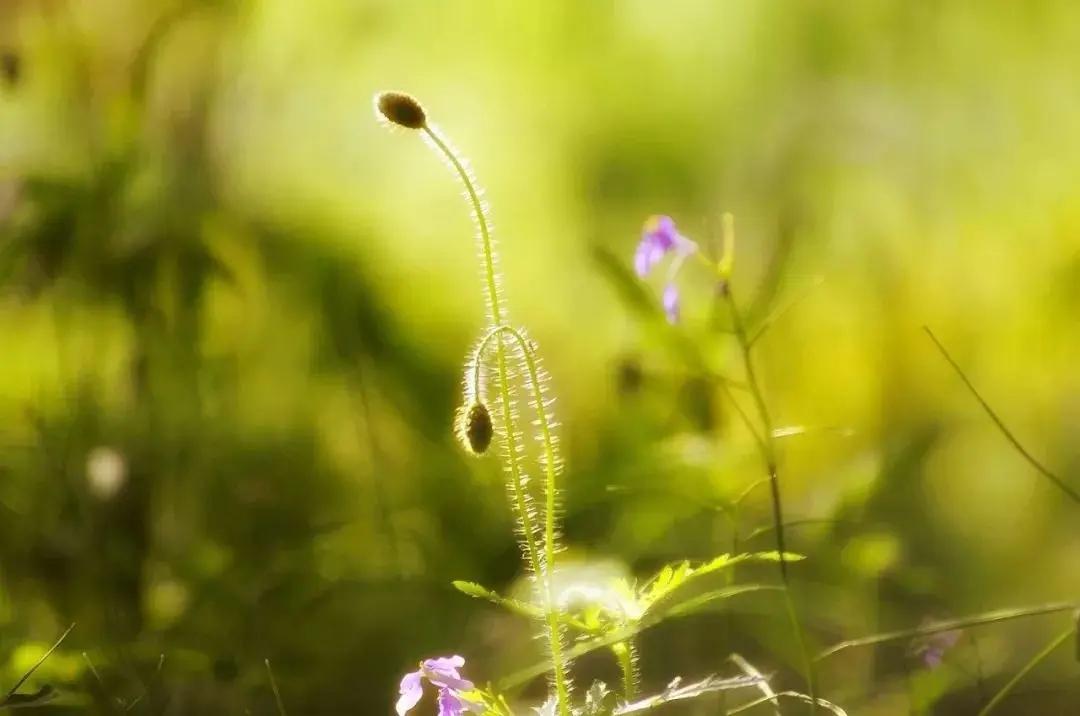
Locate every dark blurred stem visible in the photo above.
<box><xmin>976</xmin><ymin>622</ymin><xmax>1074</xmax><ymax>716</ymax></box>
<box><xmin>721</xmin><ymin>281</ymin><xmax>818</xmax><ymax>714</ymax></box>
<box><xmin>351</xmin><ymin>366</ymin><xmax>403</xmax><ymax>576</ymax></box>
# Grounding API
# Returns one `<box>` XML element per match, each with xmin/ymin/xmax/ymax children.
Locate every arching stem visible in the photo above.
<box><xmin>425</xmin><ymin>126</ymin><xmax>571</xmax><ymax>715</ymax></box>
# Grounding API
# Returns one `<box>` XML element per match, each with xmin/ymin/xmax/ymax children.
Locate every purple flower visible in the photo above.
<box><xmin>662</xmin><ymin>283</ymin><xmax>680</xmax><ymax>323</ymax></box>
<box><xmin>396</xmin><ymin>656</ymin><xmax>483</xmax><ymax>716</ymax></box>
<box><xmin>634</xmin><ymin>215</ymin><xmax>694</xmax><ymax>278</ymax></box>
<box><xmin>634</xmin><ymin>215</ymin><xmax>697</xmax><ymax>324</ymax></box>
<box><xmin>911</xmin><ymin>628</ymin><xmax>961</xmax><ymax>669</ymax></box>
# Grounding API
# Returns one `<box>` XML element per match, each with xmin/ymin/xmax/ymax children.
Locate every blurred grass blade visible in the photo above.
<box><xmin>817</xmin><ymin>602</ymin><xmax>1077</xmax><ymax>660</ymax></box>
<box><xmin>976</xmin><ymin>622</ymin><xmax>1075</xmax><ymax>716</ymax></box>
<box><xmin>924</xmin><ymin>326</ymin><xmax>1080</xmax><ymax>504</ymax></box>
<box><xmin>265</xmin><ymin>659</ymin><xmax>288</xmax><ymax>716</ymax></box>
<box><xmin>614</xmin><ymin>673</ymin><xmax>766</xmax><ymax>714</ymax></box>
<box><xmin>747</xmin><ymin>276</ymin><xmax>824</xmax><ymax>347</ymax></box>
<box><xmin>1</xmin><ymin>623</ymin><xmax>74</xmax><ymax>709</ymax></box>
<box><xmin>1075</xmin><ymin>611</ymin><xmax>1080</xmax><ymax>663</ymax></box>
<box><xmin>725</xmin><ymin>691</ymin><xmax>847</xmax><ymax>716</ymax></box>
<box><xmin>729</xmin><ymin>654</ymin><xmax>780</xmax><ymax>716</ymax></box>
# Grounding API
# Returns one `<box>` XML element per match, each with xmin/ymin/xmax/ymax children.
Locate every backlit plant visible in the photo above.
<box><xmin>373</xmin><ymin>91</ymin><xmax>842</xmax><ymax>716</ymax></box>
<box><xmin>374</xmin><ymin>90</ymin><xmax>1079</xmax><ymax>716</ymax></box>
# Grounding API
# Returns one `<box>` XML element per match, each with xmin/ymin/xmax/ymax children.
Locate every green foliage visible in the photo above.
<box><xmin>2</xmin><ymin>0</ymin><xmax>1080</xmax><ymax>713</ymax></box>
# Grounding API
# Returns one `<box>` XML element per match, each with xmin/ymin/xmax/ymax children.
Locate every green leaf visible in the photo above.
<box><xmin>452</xmin><ymin>580</ymin><xmax>543</xmax><ymax>620</ymax></box>
<box><xmin>641</xmin><ymin>552</ymin><xmax>804</xmax><ymax>615</ymax></box>
<box><xmin>0</xmin><ymin>685</ymin><xmax>57</xmax><ymax>709</ymax></box>
<box><xmin>582</xmin><ymin>681</ymin><xmax>616</xmax><ymax>715</ymax></box>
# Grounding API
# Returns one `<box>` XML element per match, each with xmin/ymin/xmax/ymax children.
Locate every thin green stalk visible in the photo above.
<box><xmin>976</xmin><ymin>623</ymin><xmax>1074</xmax><ymax>716</ymax></box>
<box><xmin>721</xmin><ymin>281</ymin><xmax>818</xmax><ymax>713</ymax></box>
<box><xmin>424</xmin><ymin>126</ymin><xmax>571</xmax><ymax>715</ymax></box>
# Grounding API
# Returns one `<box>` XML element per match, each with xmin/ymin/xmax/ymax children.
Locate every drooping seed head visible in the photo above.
<box><xmin>374</xmin><ymin>91</ymin><xmax>427</xmax><ymax>130</ymax></box>
<box><xmin>456</xmin><ymin>402</ymin><xmax>493</xmax><ymax>456</ymax></box>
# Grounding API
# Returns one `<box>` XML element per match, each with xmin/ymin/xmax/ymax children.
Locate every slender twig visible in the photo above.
<box><xmin>976</xmin><ymin>622</ymin><xmax>1075</xmax><ymax>716</ymax></box>
<box><xmin>923</xmin><ymin>326</ymin><xmax>1080</xmax><ymax>504</ymax></box>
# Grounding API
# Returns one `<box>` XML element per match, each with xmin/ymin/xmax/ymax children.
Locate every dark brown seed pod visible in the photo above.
<box><xmin>458</xmin><ymin>402</ymin><xmax>493</xmax><ymax>456</ymax></box>
<box><xmin>375</xmin><ymin>91</ymin><xmax>427</xmax><ymax>130</ymax></box>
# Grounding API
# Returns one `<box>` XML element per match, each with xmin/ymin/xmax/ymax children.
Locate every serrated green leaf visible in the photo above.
<box><xmin>641</xmin><ymin>552</ymin><xmax>805</xmax><ymax>615</ymax></box>
<box><xmin>452</xmin><ymin>580</ymin><xmax>543</xmax><ymax>619</ymax></box>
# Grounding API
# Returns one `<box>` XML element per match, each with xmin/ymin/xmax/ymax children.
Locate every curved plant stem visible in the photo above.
<box><xmin>923</xmin><ymin>327</ymin><xmax>1080</xmax><ymax>504</ymax></box>
<box><xmin>424</xmin><ymin>127</ymin><xmax>571</xmax><ymax>715</ymax></box>
<box><xmin>976</xmin><ymin>622</ymin><xmax>1074</xmax><ymax>716</ymax></box>
<box><xmin>721</xmin><ymin>281</ymin><xmax>818</xmax><ymax>714</ymax></box>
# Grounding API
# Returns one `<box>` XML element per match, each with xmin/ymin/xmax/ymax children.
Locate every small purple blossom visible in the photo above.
<box><xmin>396</xmin><ymin>655</ymin><xmax>483</xmax><ymax>716</ymax></box>
<box><xmin>634</xmin><ymin>215</ymin><xmax>694</xmax><ymax>278</ymax></box>
<box><xmin>633</xmin><ymin>215</ymin><xmax>697</xmax><ymax>324</ymax></box>
<box><xmin>911</xmin><ymin>628</ymin><xmax>961</xmax><ymax>669</ymax></box>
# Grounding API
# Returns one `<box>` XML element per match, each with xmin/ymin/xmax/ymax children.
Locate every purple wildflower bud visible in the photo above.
<box><xmin>634</xmin><ymin>215</ymin><xmax>698</xmax><ymax>323</ymax></box>
<box><xmin>662</xmin><ymin>283</ymin><xmax>680</xmax><ymax>324</ymax></box>
<box><xmin>634</xmin><ymin>215</ymin><xmax>693</xmax><ymax>278</ymax></box>
<box><xmin>396</xmin><ymin>655</ymin><xmax>482</xmax><ymax>716</ymax></box>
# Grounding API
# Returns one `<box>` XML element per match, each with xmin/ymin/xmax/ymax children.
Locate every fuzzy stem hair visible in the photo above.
<box><xmin>420</xmin><ymin>124</ymin><xmax>572</xmax><ymax>715</ymax></box>
<box><xmin>469</xmin><ymin>324</ymin><xmax>570</xmax><ymax>709</ymax></box>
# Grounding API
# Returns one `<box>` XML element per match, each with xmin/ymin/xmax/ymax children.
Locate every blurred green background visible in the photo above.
<box><xmin>1</xmin><ymin>1</ymin><xmax>1079</xmax><ymax>713</ymax></box>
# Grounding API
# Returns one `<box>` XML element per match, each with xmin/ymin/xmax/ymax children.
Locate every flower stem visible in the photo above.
<box><xmin>720</xmin><ymin>280</ymin><xmax>818</xmax><ymax>714</ymax></box>
<box><xmin>472</xmin><ymin>325</ymin><xmax>571</xmax><ymax>710</ymax></box>
<box><xmin>425</xmin><ymin>127</ymin><xmax>571</xmax><ymax>715</ymax></box>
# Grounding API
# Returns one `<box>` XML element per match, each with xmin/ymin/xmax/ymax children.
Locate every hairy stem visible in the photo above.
<box><xmin>614</xmin><ymin>640</ymin><xmax>639</xmax><ymax>701</ymax></box>
<box><xmin>424</xmin><ymin>127</ymin><xmax>571</xmax><ymax>715</ymax></box>
<box><xmin>472</xmin><ymin>325</ymin><xmax>571</xmax><ymax>709</ymax></box>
